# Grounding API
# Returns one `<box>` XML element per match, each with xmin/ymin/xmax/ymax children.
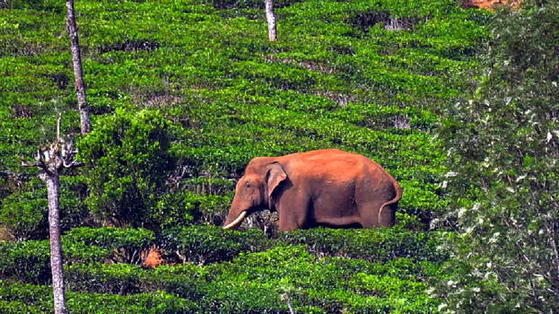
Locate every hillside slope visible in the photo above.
<box><xmin>0</xmin><ymin>0</ymin><xmax>489</xmax><ymax>312</ymax></box>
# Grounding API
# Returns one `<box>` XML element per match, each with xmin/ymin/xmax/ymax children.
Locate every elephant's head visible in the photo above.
<box><xmin>223</xmin><ymin>160</ymin><xmax>286</xmax><ymax>229</ymax></box>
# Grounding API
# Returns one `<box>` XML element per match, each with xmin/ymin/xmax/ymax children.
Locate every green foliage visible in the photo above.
<box><xmin>2</xmin><ymin>0</ymin><xmax>63</xmax><ymax>11</ymax></box>
<box><xmin>0</xmin><ymin>0</ymin><xmax>493</xmax><ymax>311</ymax></box>
<box><xmin>0</xmin><ymin>240</ymin><xmax>51</xmax><ymax>284</ymax></box>
<box><xmin>66</xmin><ymin>262</ymin><xmax>206</xmax><ymax>300</ymax></box>
<box><xmin>205</xmin><ymin>0</ymin><xmax>302</xmax><ymax>10</ymax></box>
<box><xmin>0</xmin><ymin>300</ymin><xmax>43</xmax><ymax>314</ymax></box>
<box><xmin>435</xmin><ymin>1</ymin><xmax>559</xmax><ymax>312</ymax></box>
<box><xmin>0</xmin><ymin>279</ymin><xmax>197</xmax><ymax>313</ymax></box>
<box><xmin>152</xmin><ymin>191</ymin><xmax>232</xmax><ymax>228</ymax></box>
<box><xmin>0</xmin><ymin>185</ymin><xmax>47</xmax><ymax>241</ymax></box>
<box><xmin>66</xmin><ymin>263</ymin><xmax>144</xmax><ymax>295</ymax></box>
<box><xmin>0</xmin><ymin>176</ymin><xmax>89</xmax><ymax>241</ymax></box>
<box><xmin>159</xmin><ymin>225</ymin><xmax>268</xmax><ymax>264</ymax></box>
<box><xmin>0</xmin><ymin>0</ymin><xmax>488</xmax><ymax>231</ymax></box>
<box><xmin>0</xmin><ymin>239</ymin><xmax>110</xmax><ymax>284</ymax></box>
<box><xmin>0</xmin><ymin>227</ymin><xmax>153</xmax><ymax>285</ymax></box>
<box><xmin>204</xmin><ymin>246</ymin><xmax>440</xmax><ymax>313</ymax></box>
<box><xmin>78</xmin><ymin>108</ymin><xmax>176</xmax><ymax>227</ymax></box>
<box><xmin>0</xmin><ymin>224</ymin><xmax>445</xmax><ymax>312</ymax></box>
<box><xmin>279</xmin><ymin>227</ymin><xmax>447</xmax><ymax>263</ymax></box>
<box><xmin>64</xmin><ymin>227</ymin><xmax>155</xmax><ymax>264</ymax></box>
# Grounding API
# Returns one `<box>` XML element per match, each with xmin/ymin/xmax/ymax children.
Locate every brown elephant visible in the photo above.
<box><xmin>223</xmin><ymin>149</ymin><xmax>402</xmax><ymax>231</ymax></box>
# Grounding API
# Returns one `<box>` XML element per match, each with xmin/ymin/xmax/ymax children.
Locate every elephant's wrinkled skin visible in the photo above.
<box><xmin>223</xmin><ymin>149</ymin><xmax>402</xmax><ymax>231</ymax></box>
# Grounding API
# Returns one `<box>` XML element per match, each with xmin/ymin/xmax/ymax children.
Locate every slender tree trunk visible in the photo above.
<box><xmin>265</xmin><ymin>0</ymin><xmax>277</xmax><ymax>41</ymax></box>
<box><xmin>22</xmin><ymin>116</ymin><xmax>80</xmax><ymax>314</ymax></box>
<box><xmin>44</xmin><ymin>173</ymin><xmax>67</xmax><ymax>314</ymax></box>
<box><xmin>66</xmin><ymin>0</ymin><xmax>91</xmax><ymax>135</ymax></box>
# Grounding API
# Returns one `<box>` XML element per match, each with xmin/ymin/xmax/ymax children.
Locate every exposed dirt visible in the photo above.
<box><xmin>462</xmin><ymin>0</ymin><xmax>522</xmax><ymax>9</ymax></box>
<box><xmin>0</xmin><ymin>227</ymin><xmax>15</xmax><ymax>242</ymax></box>
<box><xmin>142</xmin><ymin>246</ymin><xmax>164</xmax><ymax>268</ymax></box>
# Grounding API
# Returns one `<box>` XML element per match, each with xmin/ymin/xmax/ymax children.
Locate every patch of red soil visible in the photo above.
<box><xmin>0</xmin><ymin>227</ymin><xmax>15</xmax><ymax>242</ymax></box>
<box><xmin>462</xmin><ymin>0</ymin><xmax>521</xmax><ymax>9</ymax></box>
<box><xmin>142</xmin><ymin>246</ymin><xmax>164</xmax><ymax>268</ymax></box>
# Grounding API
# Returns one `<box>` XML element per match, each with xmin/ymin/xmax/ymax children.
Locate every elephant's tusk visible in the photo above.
<box><xmin>223</xmin><ymin>211</ymin><xmax>247</xmax><ymax>229</ymax></box>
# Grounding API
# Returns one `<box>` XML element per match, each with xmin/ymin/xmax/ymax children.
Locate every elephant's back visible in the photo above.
<box><xmin>280</xmin><ymin>149</ymin><xmax>370</xmax><ymax>181</ymax></box>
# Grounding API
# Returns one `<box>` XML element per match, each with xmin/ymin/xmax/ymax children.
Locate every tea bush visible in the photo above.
<box><xmin>64</xmin><ymin>227</ymin><xmax>155</xmax><ymax>252</ymax></box>
<box><xmin>0</xmin><ymin>227</ymin><xmax>154</xmax><ymax>284</ymax></box>
<box><xmin>66</xmin><ymin>263</ymin><xmax>206</xmax><ymax>300</ymax></box>
<box><xmin>159</xmin><ymin>225</ymin><xmax>269</xmax><ymax>264</ymax></box>
<box><xmin>66</xmin><ymin>263</ymin><xmax>143</xmax><ymax>295</ymax></box>
<box><xmin>152</xmin><ymin>191</ymin><xmax>232</xmax><ymax>228</ymax></box>
<box><xmin>0</xmin><ymin>240</ymin><xmax>51</xmax><ymax>284</ymax></box>
<box><xmin>0</xmin><ymin>176</ymin><xmax>89</xmax><ymax>241</ymax></box>
<box><xmin>277</xmin><ymin>227</ymin><xmax>446</xmax><ymax>263</ymax></box>
<box><xmin>0</xmin><ymin>300</ymin><xmax>43</xmax><ymax>314</ymax></box>
<box><xmin>203</xmin><ymin>246</ymin><xmax>441</xmax><ymax>312</ymax></box>
<box><xmin>0</xmin><ymin>239</ymin><xmax>110</xmax><ymax>284</ymax></box>
<box><xmin>64</xmin><ymin>227</ymin><xmax>155</xmax><ymax>264</ymax></box>
<box><xmin>0</xmin><ymin>247</ymin><xmax>442</xmax><ymax>312</ymax></box>
<box><xmin>0</xmin><ymin>186</ymin><xmax>47</xmax><ymax>242</ymax></box>
<box><xmin>0</xmin><ymin>279</ymin><xmax>197</xmax><ymax>313</ymax></box>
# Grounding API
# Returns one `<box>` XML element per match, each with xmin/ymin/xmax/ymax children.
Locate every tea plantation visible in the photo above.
<box><xmin>1</xmin><ymin>0</ymin><xmax>492</xmax><ymax>312</ymax></box>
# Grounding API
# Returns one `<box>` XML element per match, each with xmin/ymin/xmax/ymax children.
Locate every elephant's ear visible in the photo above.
<box><xmin>266</xmin><ymin>162</ymin><xmax>287</xmax><ymax>206</ymax></box>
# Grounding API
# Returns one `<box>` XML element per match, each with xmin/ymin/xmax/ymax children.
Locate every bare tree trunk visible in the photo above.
<box><xmin>265</xmin><ymin>0</ymin><xmax>277</xmax><ymax>41</ymax></box>
<box><xmin>22</xmin><ymin>115</ymin><xmax>82</xmax><ymax>314</ymax></box>
<box><xmin>43</xmin><ymin>174</ymin><xmax>67</xmax><ymax>314</ymax></box>
<box><xmin>66</xmin><ymin>0</ymin><xmax>91</xmax><ymax>135</ymax></box>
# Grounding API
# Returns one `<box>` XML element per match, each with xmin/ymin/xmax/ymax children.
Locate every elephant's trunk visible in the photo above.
<box><xmin>223</xmin><ymin>211</ymin><xmax>247</xmax><ymax>229</ymax></box>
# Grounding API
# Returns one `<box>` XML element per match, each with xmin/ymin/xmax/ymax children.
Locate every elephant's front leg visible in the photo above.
<box><xmin>276</xmin><ymin>191</ymin><xmax>311</xmax><ymax>231</ymax></box>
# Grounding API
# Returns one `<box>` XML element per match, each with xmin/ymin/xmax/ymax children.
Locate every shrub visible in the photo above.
<box><xmin>0</xmin><ymin>187</ymin><xmax>47</xmax><ymax>241</ymax></box>
<box><xmin>141</xmin><ymin>264</ymin><xmax>206</xmax><ymax>300</ymax></box>
<box><xmin>206</xmin><ymin>0</ymin><xmax>302</xmax><ymax>10</ymax></box>
<box><xmin>0</xmin><ymin>279</ymin><xmax>197</xmax><ymax>313</ymax></box>
<box><xmin>0</xmin><ymin>300</ymin><xmax>43</xmax><ymax>314</ymax></box>
<box><xmin>277</xmin><ymin>228</ymin><xmax>446</xmax><ymax>263</ymax></box>
<box><xmin>158</xmin><ymin>225</ymin><xmax>269</xmax><ymax>265</ymax></box>
<box><xmin>66</xmin><ymin>262</ymin><xmax>207</xmax><ymax>300</ymax></box>
<box><xmin>0</xmin><ymin>176</ymin><xmax>90</xmax><ymax>241</ymax></box>
<box><xmin>0</xmin><ymin>239</ymin><xmax>110</xmax><ymax>284</ymax></box>
<box><xmin>0</xmin><ymin>240</ymin><xmax>50</xmax><ymax>284</ymax></box>
<box><xmin>66</xmin><ymin>263</ymin><xmax>143</xmax><ymax>295</ymax></box>
<box><xmin>204</xmin><ymin>246</ymin><xmax>441</xmax><ymax>313</ymax></box>
<box><xmin>151</xmin><ymin>191</ymin><xmax>231</xmax><ymax>229</ymax></box>
<box><xmin>435</xmin><ymin>1</ymin><xmax>559</xmax><ymax>312</ymax></box>
<box><xmin>3</xmin><ymin>0</ymin><xmax>63</xmax><ymax>12</ymax></box>
<box><xmin>78</xmin><ymin>108</ymin><xmax>176</xmax><ymax>228</ymax></box>
<box><xmin>64</xmin><ymin>227</ymin><xmax>155</xmax><ymax>265</ymax></box>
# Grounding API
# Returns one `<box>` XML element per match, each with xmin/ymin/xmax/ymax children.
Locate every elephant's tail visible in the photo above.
<box><xmin>378</xmin><ymin>177</ymin><xmax>402</xmax><ymax>226</ymax></box>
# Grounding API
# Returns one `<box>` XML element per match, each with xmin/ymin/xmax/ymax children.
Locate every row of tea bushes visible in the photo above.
<box><xmin>0</xmin><ymin>246</ymin><xmax>442</xmax><ymax>313</ymax></box>
<box><xmin>0</xmin><ymin>227</ymin><xmax>153</xmax><ymax>284</ymax></box>
<box><xmin>0</xmin><ymin>225</ymin><xmax>446</xmax><ymax>284</ymax></box>
<box><xmin>0</xmin><ymin>280</ymin><xmax>196</xmax><ymax>314</ymax></box>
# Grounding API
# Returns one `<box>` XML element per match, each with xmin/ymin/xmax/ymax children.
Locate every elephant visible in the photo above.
<box><xmin>223</xmin><ymin>149</ymin><xmax>402</xmax><ymax>231</ymax></box>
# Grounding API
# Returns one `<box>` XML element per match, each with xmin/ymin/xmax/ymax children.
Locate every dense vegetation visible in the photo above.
<box><xmin>434</xmin><ymin>0</ymin><xmax>559</xmax><ymax>311</ymax></box>
<box><xmin>2</xmin><ymin>0</ymin><xmax>556</xmax><ymax>312</ymax></box>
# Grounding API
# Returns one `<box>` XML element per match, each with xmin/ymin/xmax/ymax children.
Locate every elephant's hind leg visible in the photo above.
<box><xmin>357</xmin><ymin>201</ymin><xmax>386</xmax><ymax>228</ymax></box>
